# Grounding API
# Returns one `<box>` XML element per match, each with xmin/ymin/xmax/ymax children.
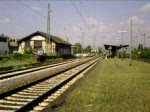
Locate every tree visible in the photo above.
<box><xmin>73</xmin><ymin>43</ymin><xmax>82</xmax><ymax>54</ymax></box>
<box><xmin>98</xmin><ymin>47</ymin><xmax>102</xmax><ymax>54</ymax></box>
<box><xmin>84</xmin><ymin>45</ymin><xmax>92</xmax><ymax>53</ymax></box>
<box><xmin>138</xmin><ymin>44</ymin><xmax>143</xmax><ymax>51</ymax></box>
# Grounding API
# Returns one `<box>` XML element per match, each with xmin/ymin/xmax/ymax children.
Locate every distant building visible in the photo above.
<box><xmin>18</xmin><ymin>31</ymin><xmax>72</xmax><ymax>56</ymax></box>
<box><xmin>9</xmin><ymin>38</ymin><xmax>19</xmax><ymax>54</ymax></box>
<box><xmin>0</xmin><ymin>34</ymin><xmax>9</xmax><ymax>55</ymax></box>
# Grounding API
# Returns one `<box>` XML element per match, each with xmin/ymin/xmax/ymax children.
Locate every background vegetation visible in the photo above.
<box><xmin>73</xmin><ymin>43</ymin><xmax>102</xmax><ymax>56</ymax></box>
<box><xmin>0</xmin><ymin>49</ymin><xmax>36</xmax><ymax>68</ymax></box>
<box><xmin>117</xmin><ymin>44</ymin><xmax>150</xmax><ymax>59</ymax></box>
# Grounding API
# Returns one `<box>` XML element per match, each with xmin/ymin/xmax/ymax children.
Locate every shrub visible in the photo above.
<box><xmin>24</xmin><ymin>48</ymin><xmax>34</xmax><ymax>54</ymax></box>
<box><xmin>23</xmin><ymin>54</ymin><xmax>34</xmax><ymax>59</ymax></box>
<box><xmin>12</xmin><ymin>53</ymin><xmax>23</xmax><ymax>60</ymax></box>
<box><xmin>140</xmin><ymin>51</ymin><xmax>150</xmax><ymax>59</ymax></box>
<box><xmin>2</xmin><ymin>57</ymin><xmax>10</xmax><ymax>62</ymax></box>
<box><xmin>138</xmin><ymin>48</ymin><xmax>150</xmax><ymax>59</ymax></box>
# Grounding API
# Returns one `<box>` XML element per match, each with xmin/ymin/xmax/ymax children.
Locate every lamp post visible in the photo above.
<box><xmin>118</xmin><ymin>31</ymin><xmax>127</xmax><ymax>60</ymax></box>
<box><xmin>141</xmin><ymin>33</ymin><xmax>146</xmax><ymax>49</ymax></box>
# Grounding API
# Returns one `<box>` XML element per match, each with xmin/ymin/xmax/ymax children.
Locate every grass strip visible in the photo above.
<box><xmin>52</xmin><ymin>58</ymin><xmax>150</xmax><ymax>112</ymax></box>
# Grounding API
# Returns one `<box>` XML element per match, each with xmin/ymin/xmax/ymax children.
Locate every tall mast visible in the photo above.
<box><xmin>130</xmin><ymin>19</ymin><xmax>132</xmax><ymax>66</ymax></box>
<box><xmin>47</xmin><ymin>4</ymin><xmax>52</xmax><ymax>53</ymax></box>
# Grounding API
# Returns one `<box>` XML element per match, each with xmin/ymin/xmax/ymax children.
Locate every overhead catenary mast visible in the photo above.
<box><xmin>47</xmin><ymin>3</ymin><xmax>52</xmax><ymax>54</ymax></box>
<box><xmin>143</xmin><ymin>33</ymin><xmax>146</xmax><ymax>48</ymax></box>
<box><xmin>130</xmin><ymin>19</ymin><xmax>133</xmax><ymax>66</ymax></box>
<box><xmin>82</xmin><ymin>32</ymin><xmax>84</xmax><ymax>57</ymax></box>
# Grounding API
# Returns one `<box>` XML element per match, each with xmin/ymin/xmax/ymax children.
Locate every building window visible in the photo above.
<box><xmin>25</xmin><ymin>40</ymin><xmax>30</xmax><ymax>49</ymax></box>
<box><xmin>34</xmin><ymin>40</ymin><xmax>42</xmax><ymax>50</ymax></box>
<box><xmin>0</xmin><ymin>38</ymin><xmax>7</xmax><ymax>42</ymax></box>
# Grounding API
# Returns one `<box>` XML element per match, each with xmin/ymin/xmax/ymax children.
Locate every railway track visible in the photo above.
<box><xmin>0</xmin><ymin>59</ymin><xmax>76</xmax><ymax>75</ymax></box>
<box><xmin>0</xmin><ymin>57</ymin><xmax>102</xmax><ymax>112</ymax></box>
<box><xmin>133</xmin><ymin>58</ymin><xmax>150</xmax><ymax>63</ymax></box>
<box><xmin>0</xmin><ymin>59</ymin><xmax>79</xmax><ymax>80</ymax></box>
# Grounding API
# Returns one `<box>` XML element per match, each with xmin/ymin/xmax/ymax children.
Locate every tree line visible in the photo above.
<box><xmin>73</xmin><ymin>43</ymin><xmax>102</xmax><ymax>55</ymax></box>
<box><xmin>118</xmin><ymin>44</ymin><xmax>150</xmax><ymax>59</ymax></box>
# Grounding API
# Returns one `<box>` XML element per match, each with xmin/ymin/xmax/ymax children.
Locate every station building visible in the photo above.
<box><xmin>18</xmin><ymin>31</ymin><xmax>72</xmax><ymax>57</ymax></box>
<box><xmin>104</xmin><ymin>44</ymin><xmax>129</xmax><ymax>57</ymax></box>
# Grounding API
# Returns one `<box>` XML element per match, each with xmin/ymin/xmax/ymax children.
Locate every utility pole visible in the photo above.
<box><xmin>47</xmin><ymin>3</ymin><xmax>52</xmax><ymax>54</ymax></box>
<box><xmin>118</xmin><ymin>31</ymin><xmax>127</xmax><ymax>60</ymax></box>
<box><xmin>82</xmin><ymin>32</ymin><xmax>84</xmax><ymax>57</ymax></box>
<box><xmin>143</xmin><ymin>33</ymin><xmax>146</xmax><ymax>48</ymax></box>
<box><xmin>130</xmin><ymin>19</ymin><xmax>132</xmax><ymax>66</ymax></box>
<box><xmin>64</xmin><ymin>27</ymin><xmax>67</xmax><ymax>41</ymax></box>
<box><xmin>94</xmin><ymin>36</ymin><xmax>95</xmax><ymax>56</ymax></box>
<box><xmin>121</xmin><ymin>32</ymin><xmax>123</xmax><ymax>59</ymax></box>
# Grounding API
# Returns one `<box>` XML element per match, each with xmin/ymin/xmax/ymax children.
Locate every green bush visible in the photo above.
<box><xmin>118</xmin><ymin>51</ymin><xmax>130</xmax><ymax>58</ymax></box>
<box><xmin>2</xmin><ymin>57</ymin><xmax>10</xmax><ymax>62</ymax></box>
<box><xmin>23</xmin><ymin>54</ymin><xmax>34</xmax><ymax>59</ymax></box>
<box><xmin>140</xmin><ymin>51</ymin><xmax>150</xmax><ymax>59</ymax></box>
<box><xmin>24</xmin><ymin>48</ymin><xmax>34</xmax><ymax>54</ymax></box>
<box><xmin>12</xmin><ymin>53</ymin><xmax>23</xmax><ymax>60</ymax></box>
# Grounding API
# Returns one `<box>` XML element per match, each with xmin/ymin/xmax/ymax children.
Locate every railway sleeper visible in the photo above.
<box><xmin>0</xmin><ymin>57</ymin><xmax>97</xmax><ymax>95</ymax></box>
<box><xmin>0</xmin><ymin>57</ymin><xmax>102</xmax><ymax>111</ymax></box>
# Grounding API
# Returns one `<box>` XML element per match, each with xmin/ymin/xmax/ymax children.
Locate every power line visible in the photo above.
<box><xmin>17</xmin><ymin>1</ymin><xmax>57</xmax><ymax>27</ymax></box>
<box><xmin>18</xmin><ymin>1</ymin><xmax>77</xmax><ymax>37</ymax></box>
<box><xmin>71</xmin><ymin>1</ymin><xmax>90</xmax><ymax>32</ymax></box>
<box><xmin>80</xmin><ymin>1</ymin><xmax>99</xmax><ymax>49</ymax></box>
<box><xmin>18</xmin><ymin>1</ymin><xmax>46</xmax><ymax>20</ymax></box>
<box><xmin>80</xmin><ymin>1</ymin><xmax>91</xmax><ymax>19</ymax></box>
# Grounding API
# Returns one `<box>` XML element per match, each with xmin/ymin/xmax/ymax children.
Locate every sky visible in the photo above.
<box><xmin>0</xmin><ymin>0</ymin><xmax>150</xmax><ymax>50</ymax></box>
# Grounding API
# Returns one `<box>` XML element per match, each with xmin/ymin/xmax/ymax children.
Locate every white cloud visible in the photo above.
<box><xmin>0</xmin><ymin>17</ymin><xmax>11</xmax><ymax>23</ymax></box>
<box><xmin>91</xmin><ymin>25</ymin><xmax>107</xmax><ymax>33</ymax></box>
<box><xmin>86</xmin><ymin>17</ymin><xmax>103</xmax><ymax>26</ymax></box>
<box><xmin>85</xmin><ymin>17</ymin><xmax>107</xmax><ymax>34</ymax></box>
<box><xmin>72</xmin><ymin>26</ymin><xmax>81</xmax><ymax>33</ymax></box>
<box><xmin>139</xmin><ymin>3</ymin><xmax>150</xmax><ymax>12</ymax></box>
<box><xmin>31</xmin><ymin>6</ymin><xmax>41</xmax><ymax>12</ymax></box>
<box><xmin>97</xmin><ymin>25</ymin><xmax>107</xmax><ymax>32</ymax></box>
<box><xmin>71</xmin><ymin>17</ymin><xmax>107</xmax><ymax>35</ymax></box>
<box><xmin>129</xmin><ymin>16</ymin><xmax>144</xmax><ymax>24</ymax></box>
<box><xmin>70</xmin><ymin>16</ymin><xmax>150</xmax><ymax>48</ymax></box>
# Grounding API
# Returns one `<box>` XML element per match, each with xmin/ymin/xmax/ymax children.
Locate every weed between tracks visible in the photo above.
<box><xmin>51</xmin><ymin>58</ymin><xmax>150</xmax><ymax>112</ymax></box>
<box><xmin>0</xmin><ymin>58</ymin><xmax>37</xmax><ymax>68</ymax></box>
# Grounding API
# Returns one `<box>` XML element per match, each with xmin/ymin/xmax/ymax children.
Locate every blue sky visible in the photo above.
<box><xmin>0</xmin><ymin>0</ymin><xmax>150</xmax><ymax>49</ymax></box>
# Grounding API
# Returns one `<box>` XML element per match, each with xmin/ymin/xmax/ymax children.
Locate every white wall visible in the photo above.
<box><xmin>31</xmin><ymin>35</ymin><xmax>45</xmax><ymax>41</ymax></box>
<box><xmin>18</xmin><ymin>41</ymin><xmax>25</xmax><ymax>53</ymax></box>
<box><xmin>18</xmin><ymin>35</ymin><xmax>56</xmax><ymax>54</ymax></box>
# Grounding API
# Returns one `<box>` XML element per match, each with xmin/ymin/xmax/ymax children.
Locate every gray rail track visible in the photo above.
<box><xmin>0</xmin><ymin>57</ymin><xmax>97</xmax><ymax>95</ymax></box>
<box><xmin>0</xmin><ymin>59</ymin><xmax>78</xmax><ymax>80</ymax></box>
<box><xmin>0</xmin><ymin>57</ymin><xmax>102</xmax><ymax>112</ymax></box>
<box><xmin>135</xmin><ymin>59</ymin><xmax>150</xmax><ymax>63</ymax></box>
